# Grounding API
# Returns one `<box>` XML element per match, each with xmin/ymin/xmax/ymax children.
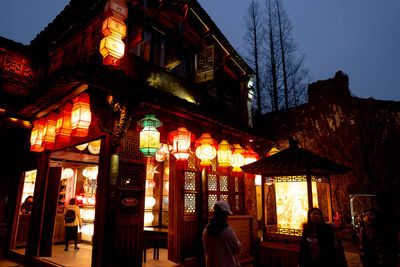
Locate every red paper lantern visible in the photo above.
<box><xmin>56</xmin><ymin>103</ymin><xmax>72</xmax><ymax>143</ymax></box>
<box><xmin>71</xmin><ymin>93</ymin><xmax>92</xmax><ymax>137</ymax></box>
<box><xmin>30</xmin><ymin>118</ymin><xmax>46</xmax><ymax>152</ymax></box>
<box><xmin>230</xmin><ymin>144</ymin><xmax>245</xmax><ymax>177</ymax></box>
<box><xmin>42</xmin><ymin>113</ymin><xmax>57</xmax><ymax>150</ymax></box>
<box><xmin>195</xmin><ymin>133</ymin><xmax>218</xmax><ymax>171</ymax></box>
<box><xmin>244</xmin><ymin>147</ymin><xmax>259</xmax><ymax>165</ymax></box>
<box><xmin>168</xmin><ymin>127</ymin><xmax>195</xmax><ymax>161</ymax></box>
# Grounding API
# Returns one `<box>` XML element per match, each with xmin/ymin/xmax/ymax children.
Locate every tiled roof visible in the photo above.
<box><xmin>242</xmin><ymin>140</ymin><xmax>351</xmax><ymax>176</ymax></box>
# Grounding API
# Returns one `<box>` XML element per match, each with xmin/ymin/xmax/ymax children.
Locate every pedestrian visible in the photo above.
<box><xmin>298</xmin><ymin>208</ymin><xmax>337</xmax><ymax>267</ymax></box>
<box><xmin>21</xmin><ymin>195</ymin><xmax>33</xmax><ymax>214</ymax></box>
<box><xmin>64</xmin><ymin>198</ymin><xmax>82</xmax><ymax>251</ymax></box>
<box><xmin>359</xmin><ymin>208</ymin><xmax>380</xmax><ymax>267</ymax></box>
<box><xmin>203</xmin><ymin>201</ymin><xmax>242</xmax><ymax>267</ymax></box>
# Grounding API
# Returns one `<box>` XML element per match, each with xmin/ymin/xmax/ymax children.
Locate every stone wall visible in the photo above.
<box><xmin>257</xmin><ymin>71</ymin><xmax>400</xmax><ymax>220</ymax></box>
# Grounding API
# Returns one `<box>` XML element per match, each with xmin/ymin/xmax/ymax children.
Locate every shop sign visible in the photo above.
<box><xmin>195</xmin><ymin>45</ymin><xmax>214</xmax><ymax>83</ymax></box>
<box><xmin>122</xmin><ymin>197</ymin><xmax>138</xmax><ymax>207</ymax></box>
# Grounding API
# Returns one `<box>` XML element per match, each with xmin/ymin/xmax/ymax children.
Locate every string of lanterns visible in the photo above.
<box><xmin>30</xmin><ymin>93</ymin><xmax>92</xmax><ymax>152</ymax></box>
<box><xmin>137</xmin><ymin>114</ymin><xmax>259</xmax><ymax>176</ymax></box>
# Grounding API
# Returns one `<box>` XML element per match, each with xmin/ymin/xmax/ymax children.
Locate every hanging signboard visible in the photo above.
<box><xmin>195</xmin><ymin>45</ymin><xmax>214</xmax><ymax>83</ymax></box>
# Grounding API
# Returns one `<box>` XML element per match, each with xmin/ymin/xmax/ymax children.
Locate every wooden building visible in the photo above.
<box><xmin>0</xmin><ymin>1</ymin><xmax>267</xmax><ymax>266</ymax></box>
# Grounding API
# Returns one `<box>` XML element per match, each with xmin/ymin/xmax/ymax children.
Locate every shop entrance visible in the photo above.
<box><xmin>40</xmin><ymin>140</ymin><xmax>101</xmax><ymax>267</ymax></box>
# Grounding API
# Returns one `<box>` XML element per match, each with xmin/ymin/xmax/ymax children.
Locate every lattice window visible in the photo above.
<box><xmin>184</xmin><ymin>194</ymin><xmax>196</xmax><ymax>213</ymax></box>
<box><xmin>188</xmin><ymin>154</ymin><xmax>196</xmax><ymax>170</ymax></box>
<box><xmin>121</xmin><ymin>137</ymin><xmax>141</xmax><ymax>161</ymax></box>
<box><xmin>119</xmin><ymin>162</ymin><xmax>143</xmax><ymax>187</ymax></box>
<box><xmin>274</xmin><ymin>175</ymin><xmax>328</xmax><ymax>183</ymax></box>
<box><xmin>211</xmin><ymin>158</ymin><xmax>217</xmax><ymax>172</ymax></box>
<box><xmin>234</xmin><ymin>177</ymin><xmax>239</xmax><ymax>192</ymax></box>
<box><xmin>220</xmin><ymin>176</ymin><xmax>228</xmax><ymax>191</ymax></box>
<box><xmin>208</xmin><ymin>194</ymin><xmax>217</xmax><ymax>211</ymax></box>
<box><xmin>184</xmin><ymin>171</ymin><xmax>196</xmax><ymax>191</ymax></box>
<box><xmin>220</xmin><ymin>194</ymin><xmax>228</xmax><ymax>202</ymax></box>
<box><xmin>208</xmin><ymin>174</ymin><xmax>217</xmax><ymax>191</ymax></box>
<box><xmin>235</xmin><ymin>195</ymin><xmax>240</xmax><ymax>210</ymax></box>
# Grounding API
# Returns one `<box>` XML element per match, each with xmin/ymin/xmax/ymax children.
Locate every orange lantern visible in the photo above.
<box><xmin>168</xmin><ymin>127</ymin><xmax>195</xmax><ymax>161</ymax></box>
<box><xmin>230</xmin><ymin>144</ymin><xmax>245</xmax><ymax>177</ymax></box>
<box><xmin>102</xmin><ymin>16</ymin><xmax>126</xmax><ymax>38</ymax></box>
<box><xmin>30</xmin><ymin>118</ymin><xmax>46</xmax><ymax>152</ymax></box>
<box><xmin>195</xmin><ymin>133</ymin><xmax>218</xmax><ymax>171</ymax></box>
<box><xmin>99</xmin><ymin>35</ymin><xmax>125</xmax><ymax>66</ymax></box>
<box><xmin>56</xmin><ymin>103</ymin><xmax>72</xmax><ymax>143</ymax></box>
<box><xmin>104</xmin><ymin>0</ymin><xmax>128</xmax><ymax>21</ymax></box>
<box><xmin>217</xmin><ymin>140</ymin><xmax>232</xmax><ymax>173</ymax></box>
<box><xmin>244</xmin><ymin>147</ymin><xmax>259</xmax><ymax>165</ymax></box>
<box><xmin>71</xmin><ymin>93</ymin><xmax>92</xmax><ymax>137</ymax></box>
<box><xmin>42</xmin><ymin>113</ymin><xmax>57</xmax><ymax>150</ymax></box>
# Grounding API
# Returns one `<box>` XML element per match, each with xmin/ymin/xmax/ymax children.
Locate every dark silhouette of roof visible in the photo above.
<box><xmin>242</xmin><ymin>138</ymin><xmax>351</xmax><ymax>177</ymax></box>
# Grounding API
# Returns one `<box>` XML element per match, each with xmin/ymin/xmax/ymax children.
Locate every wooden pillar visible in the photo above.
<box><xmin>39</xmin><ymin>167</ymin><xmax>62</xmax><ymax>257</ymax></box>
<box><xmin>306</xmin><ymin>172</ymin><xmax>313</xmax><ymax>210</ymax></box>
<box><xmin>327</xmin><ymin>176</ymin><xmax>333</xmax><ymax>222</ymax></box>
<box><xmin>25</xmin><ymin>152</ymin><xmax>50</xmax><ymax>259</ymax></box>
<box><xmin>261</xmin><ymin>176</ymin><xmax>266</xmax><ymax>239</ymax></box>
<box><xmin>168</xmin><ymin>156</ymin><xmax>185</xmax><ymax>263</ymax></box>
<box><xmin>243</xmin><ymin>173</ymin><xmax>258</xmax><ymax>254</ymax></box>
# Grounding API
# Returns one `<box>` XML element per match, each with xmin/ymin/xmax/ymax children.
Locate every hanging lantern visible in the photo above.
<box><xmin>99</xmin><ymin>34</ymin><xmax>125</xmax><ymax>66</ymax></box>
<box><xmin>217</xmin><ymin>140</ymin><xmax>232</xmax><ymax>173</ymax></box>
<box><xmin>230</xmin><ymin>144</ymin><xmax>245</xmax><ymax>177</ymax></box>
<box><xmin>30</xmin><ymin>118</ymin><xmax>46</xmax><ymax>152</ymax></box>
<box><xmin>71</xmin><ymin>93</ymin><xmax>92</xmax><ymax>137</ymax></box>
<box><xmin>195</xmin><ymin>133</ymin><xmax>217</xmax><ymax>171</ymax></box>
<box><xmin>42</xmin><ymin>113</ymin><xmax>57</xmax><ymax>150</ymax></box>
<box><xmin>104</xmin><ymin>0</ymin><xmax>129</xmax><ymax>21</ymax></box>
<box><xmin>168</xmin><ymin>127</ymin><xmax>195</xmax><ymax>161</ymax></box>
<box><xmin>82</xmin><ymin>166</ymin><xmax>98</xmax><ymax>179</ymax></box>
<box><xmin>88</xmin><ymin>140</ymin><xmax>101</xmax><ymax>155</ymax></box>
<box><xmin>56</xmin><ymin>103</ymin><xmax>72</xmax><ymax>143</ymax></box>
<box><xmin>267</xmin><ymin>147</ymin><xmax>280</xmax><ymax>157</ymax></box>
<box><xmin>244</xmin><ymin>147</ymin><xmax>259</xmax><ymax>165</ymax></box>
<box><xmin>102</xmin><ymin>16</ymin><xmax>126</xmax><ymax>38</ymax></box>
<box><xmin>144</xmin><ymin>212</ymin><xmax>154</xmax><ymax>224</ymax></box>
<box><xmin>137</xmin><ymin>115</ymin><xmax>162</xmax><ymax>157</ymax></box>
<box><xmin>76</xmin><ymin>143</ymin><xmax>89</xmax><ymax>151</ymax></box>
<box><xmin>62</xmin><ymin>168</ymin><xmax>75</xmax><ymax>179</ymax></box>
<box><xmin>145</xmin><ymin>196</ymin><xmax>156</xmax><ymax>209</ymax></box>
<box><xmin>155</xmin><ymin>144</ymin><xmax>169</xmax><ymax>162</ymax></box>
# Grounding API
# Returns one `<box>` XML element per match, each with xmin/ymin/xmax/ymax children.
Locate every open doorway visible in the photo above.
<box><xmin>39</xmin><ymin>139</ymin><xmax>101</xmax><ymax>267</ymax></box>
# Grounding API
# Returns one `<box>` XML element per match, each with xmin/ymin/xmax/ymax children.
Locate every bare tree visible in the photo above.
<box><xmin>244</xmin><ymin>1</ymin><xmax>264</xmax><ymax>118</ymax></box>
<box><xmin>266</xmin><ymin>0</ymin><xmax>279</xmax><ymax>111</ymax></box>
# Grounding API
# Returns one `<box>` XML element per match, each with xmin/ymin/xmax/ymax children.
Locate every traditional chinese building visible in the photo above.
<box><xmin>0</xmin><ymin>1</ymin><xmax>268</xmax><ymax>266</ymax></box>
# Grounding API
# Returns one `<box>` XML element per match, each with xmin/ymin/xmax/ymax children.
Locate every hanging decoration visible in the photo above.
<box><xmin>56</xmin><ymin>103</ymin><xmax>72</xmax><ymax>143</ymax></box>
<box><xmin>30</xmin><ymin>118</ymin><xmax>46</xmax><ymax>152</ymax></box>
<box><xmin>82</xmin><ymin>166</ymin><xmax>98</xmax><ymax>180</ymax></box>
<box><xmin>76</xmin><ymin>143</ymin><xmax>89</xmax><ymax>151</ymax></box>
<box><xmin>61</xmin><ymin>168</ymin><xmax>75</xmax><ymax>180</ymax></box>
<box><xmin>71</xmin><ymin>93</ymin><xmax>92</xmax><ymax>137</ymax></box>
<box><xmin>100</xmin><ymin>0</ymin><xmax>128</xmax><ymax>66</ymax></box>
<box><xmin>155</xmin><ymin>144</ymin><xmax>170</xmax><ymax>162</ymax></box>
<box><xmin>88</xmin><ymin>140</ymin><xmax>101</xmax><ymax>155</ymax></box>
<box><xmin>137</xmin><ymin>115</ymin><xmax>162</xmax><ymax>157</ymax></box>
<box><xmin>145</xmin><ymin>196</ymin><xmax>156</xmax><ymax>209</ymax></box>
<box><xmin>244</xmin><ymin>147</ymin><xmax>259</xmax><ymax>165</ymax></box>
<box><xmin>217</xmin><ymin>140</ymin><xmax>232</xmax><ymax>173</ymax></box>
<box><xmin>168</xmin><ymin>127</ymin><xmax>195</xmax><ymax>161</ymax></box>
<box><xmin>42</xmin><ymin>113</ymin><xmax>58</xmax><ymax>150</ymax></box>
<box><xmin>195</xmin><ymin>133</ymin><xmax>217</xmax><ymax>171</ymax></box>
<box><xmin>230</xmin><ymin>144</ymin><xmax>245</xmax><ymax>177</ymax></box>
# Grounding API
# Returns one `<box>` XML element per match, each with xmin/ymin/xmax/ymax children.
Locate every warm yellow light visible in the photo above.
<box><xmin>62</xmin><ymin>168</ymin><xmax>75</xmax><ymax>179</ymax></box>
<box><xmin>99</xmin><ymin>35</ymin><xmax>125</xmax><ymax>59</ymax></box>
<box><xmin>76</xmin><ymin>143</ymin><xmax>89</xmax><ymax>151</ymax></box>
<box><xmin>82</xmin><ymin>166</ymin><xmax>98</xmax><ymax>179</ymax></box>
<box><xmin>88</xmin><ymin>140</ymin><xmax>101</xmax><ymax>154</ymax></box>
<box><xmin>102</xmin><ymin>16</ymin><xmax>127</xmax><ymax>38</ymax></box>
<box><xmin>255</xmin><ymin>175</ymin><xmax>262</xmax><ymax>186</ymax></box>
<box><xmin>139</xmin><ymin>126</ymin><xmax>160</xmax><ymax>156</ymax></box>
<box><xmin>275</xmin><ymin>180</ymin><xmax>318</xmax><ymax>229</ymax></box>
<box><xmin>144</xmin><ymin>212</ymin><xmax>154</xmax><ymax>224</ymax></box>
<box><xmin>145</xmin><ymin>196</ymin><xmax>156</xmax><ymax>209</ymax></box>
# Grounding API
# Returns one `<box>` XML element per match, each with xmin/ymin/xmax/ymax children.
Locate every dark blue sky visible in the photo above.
<box><xmin>1</xmin><ymin>0</ymin><xmax>399</xmax><ymax>101</ymax></box>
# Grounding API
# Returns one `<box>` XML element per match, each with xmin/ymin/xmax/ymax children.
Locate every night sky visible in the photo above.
<box><xmin>1</xmin><ymin>0</ymin><xmax>399</xmax><ymax>101</ymax></box>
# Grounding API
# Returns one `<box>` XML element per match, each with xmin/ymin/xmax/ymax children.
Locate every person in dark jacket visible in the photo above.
<box><xmin>203</xmin><ymin>201</ymin><xmax>242</xmax><ymax>267</ymax></box>
<box><xmin>21</xmin><ymin>195</ymin><xmax>33</xmax><ymax>214</ymax></box>
<box><xmin>298</xmin><ymin>208</ymin><xmax>337</xmax><ymax>267</ymax></box>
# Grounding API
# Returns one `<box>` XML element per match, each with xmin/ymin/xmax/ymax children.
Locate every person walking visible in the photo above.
<box><xmin>64</xmin><ymin>198</ymin><xmax>82</xmax><ymax>251</ymax></box>
<box><xmin>298</xmin><ymin>208</ymin><xmax>337</xmax><ymax>267</ymax></box>
<box><xmin>203</xmin><ymin>201</ymin><xmax>242</xmax><ymax>267</ymax></box>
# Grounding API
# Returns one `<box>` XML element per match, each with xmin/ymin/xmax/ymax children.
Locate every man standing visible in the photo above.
<box><xmin>64</xmin><ymin>198</ymin><xmax>82</xmax><ymax>251</ymax></box>
<box><xmin>203</xmin><ymin>201</ymin><xmax>242</xmax><ymax>267</ymax></box>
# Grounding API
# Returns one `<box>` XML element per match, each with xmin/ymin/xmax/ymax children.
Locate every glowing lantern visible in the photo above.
<box><xmin>76</xmin><ymin>143</ymin><xmax>89</xmax><ymax>151</ymax></box>
<box><xmin>137</xmin><ymin>115</ymin><xmax>162</xmax><ymax>157</ymax></box>
<box><xmin>195</xmin><ymin>133</ymin><xmax>217</xmax><ymax>171</ymax></box>
<box><xmin>144</xmin><ymin>212</ymin><xmax>154</xmax><ymax>224</ymax></box>
<box><xmin>164</xmin><ymin>181</ymin><xmax>169</xmax><ymax>192</ymax></box>
<box><xmin>145</xmin><ymin>196</ymin><xmax>156</xmax><ymax>209</ymax></box>
<box><xmin>244</xmin><ymin>148</ymin><xmax>259</xmax><ymax>165</ymax></box>
<box><xmin>30</xmin><ymin>118</ymin><xmax>46</xmax><ymax>152</ymax></box>
<box><xmin>71</xmin><ymin>93</ymin><xmax>92</xmax><ymax>137</ymax></box>
<box><xmin>56</xmin><ymin>103</ymin><xmax>72</xmax><ymax>143</ymax></box>
<box><xmin>230</xmin><ymin>144</ymin><xmax>245</xmax><ymax>177</ymax></box>
<box><xmin>82</xmin><ymin>166</ymin><xmax>98</xmax><ymax>179</ymax></box>
<box><xmin>267</xmin><ymin>147</ymin><xmax>280</xmax><ymax>157</ymax></box>
<box><xmin>42</xmin><ymin>113</ymin><xmax>57</xmax><ymax>150</ymax></box>
<box><xmin>104</xmin><ymin>0</ymin><xmax>128</xmax><ymax>21</ymax></box>
<box><xmin>102</xmin><ymin>16</ymin><xmax>126</xmax><ymax>38</ymax></box>
<box><xmin>88</xmin><ymin>140</ymin><xmax>101</xmax><ymax>155</ymax></box>
<box><xmin>255</xmin><ymin>175</ymin><xmax>262</xmax><ymax>186</ymax></box>
<box><xmin>155</xmin><ymin>144</ymin><xmax>170</xmax><ymax>162</ymax></box>
<box><xmin>168</xmin><ymin>127</ymin><xmax>195</xmax><ymax>161</ymax></box>
<box><xmin>217</xmin><ymin>140</ymin><xmax>232</xmax><ymax>173</ymax></box>
<box><xmin>62</xmin><ymin>168</ymin><xmax>75</xmax><ymax>179</ymax></box>
<box><xmin>100</xmin><ymin>33</ymin><xmax>125</xmax><ymax>65</ymax></box>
